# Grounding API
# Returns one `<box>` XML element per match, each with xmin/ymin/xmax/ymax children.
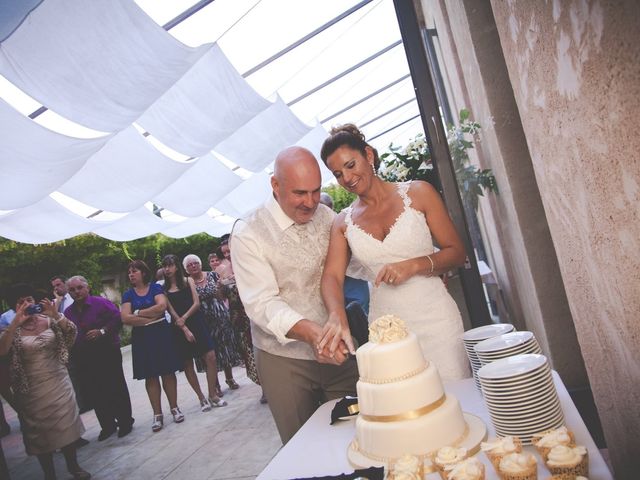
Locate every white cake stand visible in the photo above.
<box><xmin>347</xmin><ymin>413</ymin><xmax>488</xmax><ymax>470</ymax></box>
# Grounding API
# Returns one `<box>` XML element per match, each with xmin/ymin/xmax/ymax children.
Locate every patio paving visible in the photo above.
<box><xmin>1</xmin><ymin>346</ymin><xmax>283</xmax><ymax>479</ymax></box>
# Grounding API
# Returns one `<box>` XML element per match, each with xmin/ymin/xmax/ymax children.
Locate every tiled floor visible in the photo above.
<box><xmin>1</xmin><ymin>347</ymin><xmax>282</xmax><ymax>479</ymax></box>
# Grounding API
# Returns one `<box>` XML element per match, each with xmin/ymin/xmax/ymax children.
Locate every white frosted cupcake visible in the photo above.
<box><xmin>497</xmin><ymin>452</ymin><xmax>537</xmax><ymax>480</ymax></box>
<box><xmin>545</xmin><ymin>445</ymin><xmax>588</xmax><ymax>478</ymax></box>
<box><xmin>480</xmin><ymin>436</ymin><xmax>522</xmax><ymax>472</ymax></box>
<box><xmin>531</xmin><ymin>427</ymin><xmax>575</xmax><ymax>460</ymax></box>
<box><xmin>433</xmin><ymin>446</ymin><xmax>468</xmax><ymax>479</ymax></box>
<box><xmin>388</xmin><ymin>454</ymin><xmax>423</xmax><ymax>480</ymax></box>
<box><xmin>443</xmin><ymin>457</ymin><xmax>485</xmax><ymax>480</ymax></box>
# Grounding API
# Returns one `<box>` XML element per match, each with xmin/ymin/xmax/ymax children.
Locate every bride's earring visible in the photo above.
<box><xmin>371</xmin><ymin>163</ymin><xmax>377</xmax><ymax>176</ymax></box>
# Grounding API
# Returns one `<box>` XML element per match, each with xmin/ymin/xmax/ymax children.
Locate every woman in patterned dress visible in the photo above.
<box><xmin>212</xmin><ymin>242</ymin><xmax>266</xmax><ymax>403</ymax></box>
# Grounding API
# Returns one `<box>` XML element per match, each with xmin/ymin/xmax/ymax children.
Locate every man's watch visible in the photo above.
<box><xmin>99</xmin><ymin>328</ymin><xmax>106</xmax><ymax>336</ymax></box>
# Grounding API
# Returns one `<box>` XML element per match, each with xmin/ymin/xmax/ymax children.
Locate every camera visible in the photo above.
<box><xmin>25</xmin><ymin>304</ymin><xmax>43</xmax><ymax>315</ymax></box>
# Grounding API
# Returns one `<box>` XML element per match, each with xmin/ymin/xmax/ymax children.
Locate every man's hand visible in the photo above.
<box><xmin>86</xmin><ymin>329</ymin><xmax>103</xmax><ymax>341</ymax></box>
<box><xmin>287</xmin><ymin>319</ymin><xmax>351</xmax><ymax>366</ymax></box>
<box><xmin>317</xmin><ymin>311</ymin><xmax>355</xmax><ymax>358</ymax></box>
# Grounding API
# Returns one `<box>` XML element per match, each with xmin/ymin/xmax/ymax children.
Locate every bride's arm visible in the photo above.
<box><xmin>376</xmin><ymin>181</ymin><xmax>465</xmax><ymax>286</ymax></box>
<box><xmin>319</xmin><ymin>214</ymin><xmax>355</xmax><ymax>357</ymax></box>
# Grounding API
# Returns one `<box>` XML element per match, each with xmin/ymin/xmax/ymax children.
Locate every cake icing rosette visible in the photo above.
<box><xmin>368</xmin><ymin>314</ymin><xmax>408</xmax><ymax>343</ymax></box>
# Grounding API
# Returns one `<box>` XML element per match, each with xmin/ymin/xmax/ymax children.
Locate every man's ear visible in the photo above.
<box><xmin>271</xmin><ymin>175</ymin><xmax>279</xmax><ymax>198</ymax></box>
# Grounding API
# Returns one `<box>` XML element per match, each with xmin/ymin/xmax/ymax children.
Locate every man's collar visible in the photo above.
<box><xmin>266</xmin><ymin>195</ymin><xmax>296</xmax><ymax>231</ymax></box>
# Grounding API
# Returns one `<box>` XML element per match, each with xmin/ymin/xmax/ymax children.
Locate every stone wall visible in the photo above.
<box><xmin>419</xmin><ymin>0</ymin><xmax>588</xmax><ymax>388</ymax></box>
<box><xmin>487</xmin><ymin>0</ymin><xmax>640</xmax><ymax>476</ymax></box>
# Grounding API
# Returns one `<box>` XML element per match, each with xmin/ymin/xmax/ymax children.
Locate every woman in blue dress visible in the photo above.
<box><xmin>121</xmin><ymin>259</ymin><xmax>184</xmax><ymax>433</ymax></box>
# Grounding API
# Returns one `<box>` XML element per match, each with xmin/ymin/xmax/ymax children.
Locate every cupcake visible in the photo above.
<box><xmin>480</xmin><ymin>436</ymin><xmax>522</xmax><ymax>472</ymax></box>
<box><xmin>443</xmin><ymin>457</ymin><xmax>485</xmax><ymax>480</ymax></box>
<box><xmin>544</xmin><ymin>445</ymin><xmax>588</xmax><ymax>478</ymax></box>
<box><xmin>388</xmin><ymin>454</ymin><xmax>423</xmax><ymax>480</ymax></box>
<box><xmin>531</xmin><ymin>427</ymin><xmax>575</xmax><ymax>460</ymax></box>
<box><xmin>433</xmin><ymin>446</ymin><xmax>468</xmax><ymax>479</ymax></box>
<box><xmin>547</xmin><ymin>475</ymin><xmax>589</xmax><ymax>480</ymax></box>
<box><xmin>497</xmin><ymin>452</ymin><xmax>537</xmax><ymax>480</ymax></box>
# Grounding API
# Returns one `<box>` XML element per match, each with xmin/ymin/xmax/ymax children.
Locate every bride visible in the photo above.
<box><xmin>319</xmin><ymin>124</ymin><xmax>470</xmax><ymax>380</ymax></box>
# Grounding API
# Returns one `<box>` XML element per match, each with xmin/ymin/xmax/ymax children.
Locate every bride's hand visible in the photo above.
<box><xmin>317</xmin><ymin>311</ymin><xmax>355</xmax><ymax>358</ymax></box>
<box><xmin>374</xmin><ymin>259</ymin><xmax>417</xmax><ymax>287</ymax></box>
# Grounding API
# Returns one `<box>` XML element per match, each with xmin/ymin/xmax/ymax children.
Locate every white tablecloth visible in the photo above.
<box><xmin>258</xmin><ymin>371</ymin><xmax>612</xmax><ymax>479</ymax></box>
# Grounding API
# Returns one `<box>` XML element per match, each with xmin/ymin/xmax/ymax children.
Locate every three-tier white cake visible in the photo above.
<box><xmin>348</xmin><ymin>315</ymin><xmax>487</xmax><ymax>467</ymax></box>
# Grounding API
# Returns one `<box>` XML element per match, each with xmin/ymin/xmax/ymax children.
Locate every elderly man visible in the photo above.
<box><xmin>64</xmin><ymin>276</ymin><xmax>134</xmax><ymax>441</ymax></box>
<box><xmin>231</xmin><ymin>146</ymin><xmax>359</xmax><ymax>444</ymax></box>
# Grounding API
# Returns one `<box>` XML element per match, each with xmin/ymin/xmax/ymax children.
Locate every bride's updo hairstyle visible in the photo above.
<box><xmin>320</xmin><ymin>123</ymin><xmax>381</xmax><ymax>170</ymax></box>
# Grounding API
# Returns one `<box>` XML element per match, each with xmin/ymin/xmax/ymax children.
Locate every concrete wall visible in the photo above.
<box><xmin>487</xmin><ymin>1</ymin><xmax>640</xmax><ymax>477</ymax></box>
<box><xmin>419</xmin><ymin>0</ymin><xmax>589</xmax><ymax>389</ymax></box>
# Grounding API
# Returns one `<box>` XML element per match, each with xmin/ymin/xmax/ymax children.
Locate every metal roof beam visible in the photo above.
<box><xmin>320</xmin><ymin>73</ymin><xmax>410</xmax><ymax>123</ymax></box>
<box><xmin>287</xmin><ymin>39</ymin><xmax>402</xmax><ymax>107</ymax></box>
<box><xmin>242</xmin><ymin>0</ymin><xmax>375</xmax><ymax>77</ymax></box>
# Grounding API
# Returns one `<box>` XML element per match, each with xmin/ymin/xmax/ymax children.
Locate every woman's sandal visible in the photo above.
<box><xmin>209</xmin><ymin>396</ymin><xmax>228</xmax><ymax>407</ymax></box>
<box><xmin>151</xmin><ymin>414</ymin><xmax>163</xmax><ymax>432</ymax></box>
<box><xmin>171</xmin><ymin>407</ymin><xmax>185</xmax><ymax>423</ymax></box>
<box><xmin>226</xmin><ymin>378</ymin><xmax>240</xmax><ymax>390</ymax></box>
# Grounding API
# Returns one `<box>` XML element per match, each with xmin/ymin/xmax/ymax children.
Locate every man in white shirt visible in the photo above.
<box><xmin>231</xmin><ymin>146</ymin><xmax>359</xmax><ymax>444</ymax></box>
<box><xmin>51</xmin><ymin>275</ymin><xmax>74</xmax><ymax>313</ymax></box>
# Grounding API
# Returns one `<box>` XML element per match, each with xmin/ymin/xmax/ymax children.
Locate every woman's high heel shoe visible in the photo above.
<box><xmin>209</xmin><ymin>396</ymin><xmax>228</xmax><ymax>407</ymax></box>
<box><xmin>70</xmin><ymin>468</ymin><xmax>92</xmax><ymax>480</ymax></box>
<box><xmin>151</xmin><ymin>414</ymin><xmax>163</xmax><ymax>432</ymax></box>
<box><xmin>171</xmin><ymin>407</ymin><xmax>185</xmax><ymax>423</ymax></box>
<box><xmin>226</xmin><ymin>378</ymin><xmax>239</xmax><ymax>390</ymax></box>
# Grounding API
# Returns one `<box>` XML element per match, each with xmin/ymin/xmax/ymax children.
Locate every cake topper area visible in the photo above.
<box><xmin>369</xmin><ymin>315</ymin><xmax>408</xmax><ymax>343</ymax></box>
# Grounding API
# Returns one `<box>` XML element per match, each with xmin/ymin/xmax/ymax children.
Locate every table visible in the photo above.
<box><xmin>258</xmin><ymin>372</ymin><xmax>612</xmax><ymax>479</ymax></box>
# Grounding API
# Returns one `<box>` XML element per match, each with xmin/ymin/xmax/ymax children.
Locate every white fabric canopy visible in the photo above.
<box><xmin>0</xmin><ymin>1</ymin><xmax>337</xmax><ymax>244</ymax></box>
<box><xmin>150</xmin><ymin>153</ymin><xmax>243</xmax><ymax>218</ymax></box>
<box><xmin>0</xmin><ymin>98</ymin><xmax>110</xmax><ymax>209</ymax></box>
<box><xmin>0</xmin><ymin>0</ymin><xmax>208</xmax><ymax>132</ymax></box>
<box><xmin>57</xmin><ymin>127</ymin><xmax>192</xmax><ymax>213</ymax></box>
<box><xmin>214</xmin><ymin>96</ymin><xmax>313</xmax><ymax>173</ymax></box>
<box><xmin>138</xmin><ymin>44</ymin><xmax>271</xmax><ymax>157</ymax></box>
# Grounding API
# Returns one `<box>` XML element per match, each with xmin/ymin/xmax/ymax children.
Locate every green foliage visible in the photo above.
<box><xmin>322</xmin><ymin>184</ymin><xmax>357</xmax><ymax>213</ymax></box>
<box><xmin>0</xmin><ymin>233</ymin><xmax>220</xmax><ymax>307</ymax></box>
<box><xmin>378</xmin><ymin>109</ymin><xmax>498</xmax><ymax>211</ymax></box>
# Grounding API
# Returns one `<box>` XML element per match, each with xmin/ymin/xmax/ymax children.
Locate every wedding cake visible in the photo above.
<box><xmin>348</xmin><ymin>315</ymin><xmax>487</xmax><ymax>467</ymax></box>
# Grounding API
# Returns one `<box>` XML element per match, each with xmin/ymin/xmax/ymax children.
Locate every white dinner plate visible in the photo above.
<box><xmin>478</xmin><ymin>365</ymin><xmax>551</xmax><ymax>387</ymax></box>
<box><xmin>463</xmin><ymin>323</ymin><xmax>515</xmax><ymax>342</ymax></box>
<box><xmin>477</xmin><ymin>354</ymin><xmax>547</xmax><ymax>380</ymax></box>
<box><xmin>483</xmin><ymin>387</ymin><xmax>559</xmax><ymax>411</ymax></box>
<box><xmin>474</xmin><ymin>331</ymin><xmax>535</xmax><ymax>353</ymax></box>
<box><xmin>476</xmin><ymin>342</ymin><xmax>541</xmax><ymax>359</ymax></box>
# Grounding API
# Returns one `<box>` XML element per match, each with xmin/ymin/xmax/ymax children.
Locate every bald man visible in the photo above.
<box><xmin>231</xmin><ymin>146</ymin><xmax>358</xmax><ymax>444</ymax></box>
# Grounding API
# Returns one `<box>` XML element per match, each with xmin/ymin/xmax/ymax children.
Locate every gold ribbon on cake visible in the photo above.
<box><xmin>360</xmin><ymin>394</ymin><xmax>446</xmax><ymax>422</ymax></box>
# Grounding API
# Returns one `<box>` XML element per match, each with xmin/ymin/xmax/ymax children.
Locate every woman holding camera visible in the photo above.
<box><xmin>0</xmin><ymin>286</ymin><xmax>90</xmax><ymax>480</ymax></box>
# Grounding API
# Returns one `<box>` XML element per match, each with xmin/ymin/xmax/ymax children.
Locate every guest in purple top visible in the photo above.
<box><xmin>65</xmin><ymin>276</ymin><xmax>134</xmax><ymax>441</ymax></box>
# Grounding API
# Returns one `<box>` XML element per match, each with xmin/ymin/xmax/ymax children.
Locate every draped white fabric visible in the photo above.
<box><xmin>0</xmin><ymin>98</ymin><xmax>110</xmax><ymax>209</ymax></box>
<box><xmin>215</xmin><ymin>97</ymin><xmax>312</xmax><ymax>172</ymax></box>
<box><xmin>57</xmin><ymin>127</ymin><xmax>192</xmax><ymax>213</ymax></box>
<box><xmin>0</xmin><ymin>1</ymin><xmax>336</xmax><ymax>244</ymax></box>
<box><xmin>137</xmin><ymin>44</ymin><xmax>271</xmax><ymax>158</ymax></box>
<box><xmin>0</xmin><ymin>0</ymin><xmax>208</xmax><ymax>132</ymax></box>
<box><xmin>150</xmin><ymin>153</ymin><xmax>243</xmax><ymax>218</ymax></box>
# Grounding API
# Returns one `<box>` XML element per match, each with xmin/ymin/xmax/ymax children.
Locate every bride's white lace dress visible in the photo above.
<box><xmin>345</xmin><ymin>182</ymin><xmax>470</xmax><ymax>380</ymax></box>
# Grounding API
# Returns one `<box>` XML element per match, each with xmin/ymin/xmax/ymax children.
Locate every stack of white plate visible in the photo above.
<box><xmin>477</xmin><ymin>354</ymin><xmax>564</xmax><ymax>444</ymax></box>
<box><xmin>462</xmin><ymin>323</ymin><xmax>515</xmax><ymax>390</ymax></box>
<box><xmin>474</xmin><ymin>331</ymin><xmax>542</xmax><ymax>366</ymax></box>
